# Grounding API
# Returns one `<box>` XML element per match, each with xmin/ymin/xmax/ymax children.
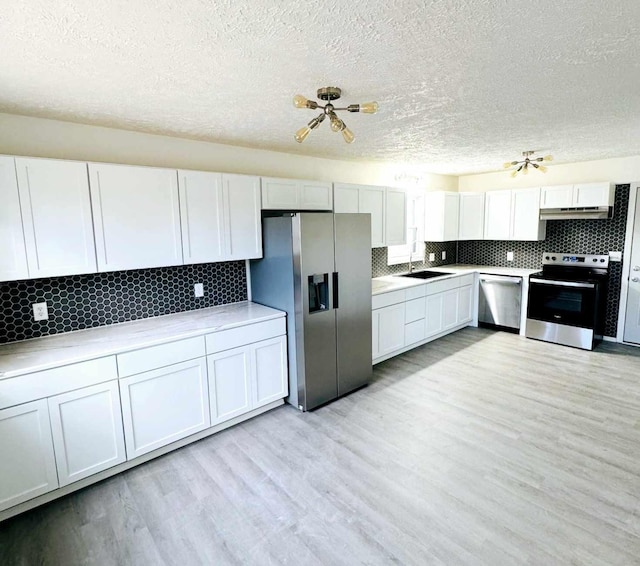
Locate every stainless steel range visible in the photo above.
<box><xmin>525</xmin><ymin>253</ymin><xmax>610</xmax><ymax>350</ymax></box>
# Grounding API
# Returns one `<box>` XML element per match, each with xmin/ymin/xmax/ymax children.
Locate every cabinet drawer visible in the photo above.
<box><xmin>117</xmin><ymin>336</ymin><xmax>205</xmax><ymax>378</ymax></box>
<box><xmin>405</xmin><ymin>297</ymin><xmax>426</xmax><ymax>323</ymax></box>
<box><xmin>456</xmin><ymin>274</ymin><xmax>475</xmax><ymax>287</ymax></box>
<box><xmin>405</xmin><ymin>284</ymin><xmax>426</xmax><ymax>301</ymax></box>
<box><xmin>405</xmin><ymin>320</ymin><xmax>426</xmax><ymax>346</ymax></box>
<box><xmin>372</xmin><ymin>289</ymin><xmax>406</xmax><ymax>310</ymax></box>
<box><xmin>425</xmin><ymin>277</ymin><xmax>459</xmax><ymax>296</ymax></box>
<box><xmin>0</xmin><ymin>357</ymin><xmax>117</xmax><ymax>411</ymax></box>
<box><xmin>206</xmin><ymin>318</ymin><xmax>286</xmax><ymax>354</ymax></box>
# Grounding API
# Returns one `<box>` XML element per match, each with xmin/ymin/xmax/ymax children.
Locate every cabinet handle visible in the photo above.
<box><xmin>333</xmin><ymin>272</ymin><xmax>339</xmax><ymax>309</ymax></box>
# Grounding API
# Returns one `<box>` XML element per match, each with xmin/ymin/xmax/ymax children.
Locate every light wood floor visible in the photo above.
<box><xmin>2</xmin><ymin>328</ymin><xmax>640</xmax><ymax>565</ymax></box>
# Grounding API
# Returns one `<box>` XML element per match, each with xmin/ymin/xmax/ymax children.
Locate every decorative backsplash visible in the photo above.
<box><xmin>0</xmin><ymin>262</ymin><xmax>247</xmax><ymax>344</ymax></box>
<box><xmin>458</xmin><ymin>184</ymin><xmax>630</xmax><ymax>337</ymax></box>
<box><xmin>371</xmin><ymin>241</ymin><xmax>457</xmax><ymax>277</ymax></box>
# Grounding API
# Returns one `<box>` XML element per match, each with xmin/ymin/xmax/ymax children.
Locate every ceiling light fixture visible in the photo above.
<box><xmin>293</xmin><ymin>87</ymin><xmax>378</xmax><ymax>144</ymax></box>
<box><xmin>503</xmin><ymin>151</ymin><xmax>553</xmax><ymax>177</ymax></box>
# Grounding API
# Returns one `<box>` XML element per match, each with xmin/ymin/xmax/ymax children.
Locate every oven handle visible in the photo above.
<box><xmin>529</xmin><ymin>278</ymin><xmax>596</xmax><ymax>289</ymax></box>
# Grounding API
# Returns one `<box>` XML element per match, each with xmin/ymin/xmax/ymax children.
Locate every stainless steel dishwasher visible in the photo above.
<box><xmin>478</xmin><ymin>274</ymin><xmax>522</xmax><ymax>332</ymax></box>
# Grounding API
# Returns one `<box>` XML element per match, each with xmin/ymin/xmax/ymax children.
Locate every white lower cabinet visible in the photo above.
<box><xmin>48</xmin><ymin>381</ymin><xmax>126</xmax><ymax>487</ymax></box>
<box><xmin>458</xmin><ymin>285</ymin><xmax>473</xmax><ymax>325</ymax></box>
<box><xmin>207</xmin><ymin>346</ymin><xmax>252</xmax><ymax>425</ymax></box>
<box><xmin>120</xmin><ymin>358</ymin><xmax>210</xmax><ymax>459</ymax></box>
<box><xmin>372</xmin><ymin>303</ymin><xmax>405</xmax><ymax>359</ymax></box>
<box><xmin>207</xmin><ymin>335</ymin><xmax>288</xmax><ymax>426</ymax></box>
<box><xmin>442</xmin><ymin>289</ymin><xmax>459</xmax><ymax>331</ymax></box>
<box><xmin>425</xmin><ymin>294</ymin><xmax>444</xmax><ymax>339</ymax></box>
<box><xmin>0</xmin><ymin>400</ymin><xmax>58</xmax><ymax>513</ymax></box>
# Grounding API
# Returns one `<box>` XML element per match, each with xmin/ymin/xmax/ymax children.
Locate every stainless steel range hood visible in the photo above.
<box><xmin>539</xmin><ymin>205</ymin><xmax>613</xmax><ymax>220</ymax></box>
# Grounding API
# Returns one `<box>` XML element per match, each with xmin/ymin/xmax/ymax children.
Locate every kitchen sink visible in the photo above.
<box><xmin>396</xmin><ymin>270</ymin><xmax>450</xmax><ymax>279</ymax></box>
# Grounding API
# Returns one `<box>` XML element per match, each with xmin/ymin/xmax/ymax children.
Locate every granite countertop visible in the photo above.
<box><xmin>372</xmin><ymin>264</ymin><xmax>540</xmax><ymax>295</ymax></box>
<box><xmin>0</xmin><ymin>301</ymin><xmax>285</xmax><ymax>379</ymax></box>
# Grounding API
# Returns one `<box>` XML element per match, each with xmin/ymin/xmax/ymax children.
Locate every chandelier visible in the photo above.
<box><xmin>503</xmin><ymin>151</ymin><xmax>553</xmax><ymax>177</ymax></box>
<box><xmin>293</xmin><ymin>87</ymin><xmax>378</xmax><ymax>144</ymax></box>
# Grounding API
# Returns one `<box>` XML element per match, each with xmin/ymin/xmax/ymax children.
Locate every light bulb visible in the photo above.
<box><xmin>510</xmin><ymin>169</ymin><xmax>518</xmax><ymax>178</ymax></box>
<box><xmin>538</xmin><ymin>165</ymin><xmax>548</xmax><ymax>173</ymax></box>
<box><xmin>294</xmin><ymin>126</ymin><xmax>311</xmax><ymax>143</ymax></box>
<box><xmin>293</xmin><ymin>94</ymin><xmax>309</xmax><ymax>109</ymax></box>
<box><xmin>359</xmin><ymin>101</ymin><xmax>378</xmax><ymax>114</ymax></box>
<box><xmin>330</xmin><ymin>112</ymin><xmax>344</xmax><ymax>132</ymax></box>
<box><xmin>342</xmin><ymin>126</ymin><xmax>355</xmax><ymax>144</ymax></box>
<box><xmin>523</xmin><ymin>164</ymin><xmax>529</xmax><ymax>175</ymax></box>
<box><xmin>543</xmin><ymin>155</ymin><xmax>553</xmax><ymax>161</ymax></box>
<box><xmin>503</xmin><ymin>161</ymin><xmax>515</xmax><ymax>169</ymax></box>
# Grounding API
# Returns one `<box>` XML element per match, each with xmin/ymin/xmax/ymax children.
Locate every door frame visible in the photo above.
<box><xmin>617</xmin><ymin>182</ymin><xmax>640</xmax><ymax>343</ymax></box>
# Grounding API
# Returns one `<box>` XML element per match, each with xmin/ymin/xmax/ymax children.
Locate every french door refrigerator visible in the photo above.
<box><xmin>250</xmin><ymin>213</ymin><xmax>372</xmax><ymax>411</ymax></box>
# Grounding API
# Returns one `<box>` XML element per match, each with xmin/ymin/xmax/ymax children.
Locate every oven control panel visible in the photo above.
<box><xmin>542</xmin><ymin>253</ymin><xmax>609</xmax><ymax>267</ymax></box>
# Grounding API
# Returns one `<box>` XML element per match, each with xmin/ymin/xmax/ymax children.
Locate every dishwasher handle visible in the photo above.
<box><xmin>479</xmin><ymin>275</ymin><xmax>522</xmax><ymax>285</ymax></box>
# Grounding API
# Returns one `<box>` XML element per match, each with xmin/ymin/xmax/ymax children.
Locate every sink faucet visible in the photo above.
<box><xmin>408</xmin><ymin>259</ymin><xmax>416</xmax><ymax>273</ymax></box>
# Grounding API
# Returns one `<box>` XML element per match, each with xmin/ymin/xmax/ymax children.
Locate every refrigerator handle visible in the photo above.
<box><xmin>332</xmin><ymin>272</ymin><xmax>339</xmax><ymax>309</ymax></box>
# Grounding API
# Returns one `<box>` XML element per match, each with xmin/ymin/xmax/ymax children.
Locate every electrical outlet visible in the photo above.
<box><xmin>429</xmin><ymin>253</ymin><xmax>435</xmax><ymax>262</ymax></box>
<box><xmin>441</xmin><ymin>251</ymin><xmax>446</xmax><ymax>260</ymax></box>
<box><xmin>507</xmin><ymin>251</ymin><xmax>514</xmax><ymax>262</ymax></box>
<box><xmin>33</xmin><ymin>302</ymin><xmax>49</xmax><ymax>321</ymax></box>
<box><xmin>194</xmin><ymin>283</ymin><xmax>204</xmax><ymax>298</ymax></box>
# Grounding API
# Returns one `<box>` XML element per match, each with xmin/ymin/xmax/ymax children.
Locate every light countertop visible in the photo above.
<box><xmin>372</xmin><ymin>264</ymin><xmax>539</xmax><ymax>295</ymax></box>
<box><xmin>0</xmin><ymin>301</ymin><xmax>285</xmax><ymax>379</ymax></box>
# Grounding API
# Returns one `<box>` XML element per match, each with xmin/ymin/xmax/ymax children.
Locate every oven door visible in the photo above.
<box><xmin>527</xmin><ymin>278</ymin><xmax>599</xmax><ymax>329</ymax></box>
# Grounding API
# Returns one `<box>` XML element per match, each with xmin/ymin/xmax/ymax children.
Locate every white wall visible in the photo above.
<box><xmin>0</xmin><ymin>113</ymin><xmax>457</xmax><ymax>191</ymax></box>
<box><xmin>459</xmin><ymin>155</ymin><xmax>640</xmax><ymax>192</ymax></box>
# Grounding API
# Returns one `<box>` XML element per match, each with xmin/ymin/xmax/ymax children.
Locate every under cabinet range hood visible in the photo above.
<box><xmin>539</xmin><ymin>205</ymin><xmax>613</xmax><ymax>220</ymax></box>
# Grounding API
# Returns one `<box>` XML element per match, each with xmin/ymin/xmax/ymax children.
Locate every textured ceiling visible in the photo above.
<box><xmin>1</xmin><ymin>1</ymin><xmax>640</xmax><ymax>174</ymax></box>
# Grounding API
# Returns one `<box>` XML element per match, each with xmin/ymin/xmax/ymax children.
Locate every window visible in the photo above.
<box><xmin>387</xmin><ymin>191</ymin><xmax>425</xmax><ymax>265</ymax></box>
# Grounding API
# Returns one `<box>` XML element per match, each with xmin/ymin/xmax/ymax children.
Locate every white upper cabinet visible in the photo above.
<box><xmin>89</xmin><ymin>163</ymin><xmax>182</xmax><ymax>272</ymax></box>
<box><xmin>334</xmin><ymin>183</ymin><xmax>406</xmax><ymax>248</ymax></box>
<box><xmin>540</xmin><ymin>185</ymin><xmax>574</xmax><ymax>209</ymax></box>
<box><xmin>540</xmin><ymin>183</ymin><xmax>614</xmax><ymax>209</ymax></box>
<box><xmin>573</xmin><ymin>182</ymin><xmax>614</xmax><ymax>208</ymax></box>
<box><xmin>261</xmin><ymin>177</ymin><xmax>332</xmax><ymax>210</ymax></box>
<box><xmin>458</xmin><ymin>192</ymin><xmax>485</xmax><ymax>240</ymax></box>
<box><xmin>178</xmin><ymin>171</ymin><xmax>262</xmax><ymax>264</ymax></box>
<box><xmin>0</xmin><ymin>156</ymin><xmax>28</xmax><ymax>282</ymax></box>
<box><xmin>223</xmin><ymin>174</ymin><xmax>262</xmax><ymax>259</ymax></box>
<box><xmin>484</xmin><ymin>190</ymin><xmax>513</xmax><ymax>240</ymax></box>
<box><xmin>15</xmin><ymin>157</ymin><xmax>96</xmax><ymax>278</ymax></box>
<box><xmin>178</xmin><ymin>170</ymin><xmax>225</xmax><ymax>264</ymax></box>
<box><xmin>511</xmin><ymin>187</ymin><xmax>546</xmax><ymax>241</ymax></box>
<box><xmin>424</xmin><ymin>191</ymin><xmax>459</xmax><ymax>242</ymax></box>
<box><xmin>385</xmin><ymin>188</ymin><xmax>407</xmax><ymax>246</ymax></box>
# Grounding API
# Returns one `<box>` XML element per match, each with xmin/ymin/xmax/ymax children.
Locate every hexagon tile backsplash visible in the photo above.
<box><xmin>0</xmin><ymin>261</ymin><xmax>247</xmax><ymax>344</ymax></box>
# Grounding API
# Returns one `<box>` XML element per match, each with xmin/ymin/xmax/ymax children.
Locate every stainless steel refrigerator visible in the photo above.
<box><xmin>250</xmin><ymin>213</ymin><xmax>372</xmax><ymax>411</ymax></box>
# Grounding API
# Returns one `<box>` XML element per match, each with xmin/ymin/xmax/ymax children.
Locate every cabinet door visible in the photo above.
<box><xmin>442</xmin><ymin>193</ymin><xmax>460</xmax><ymax>241</ymax></box>
<box><xmin>484</xmin><ymin>190</ymin><xmax>512</xmax><ymax>240</ymax></box>
<box><xmin>334</xmin><ymin>184</ymin><xmax>360</xmax><ymax>213</ymax></box>
<box><xmin>573</xmin><ymin>182</ymin><xmax>613</xmax><ymax>208</ymax></box>
<box><xmin>385</xmin><ymin>188</ymin><xmax>407</xmax><ymax>245</ymax></box>
<box><xmin>424</xmin><ymin>191</ymin><xmax>459</xmax><ymax>242</ymax></box>
<box><xmin>89</xmin><ymin>164</ymin><xmax>182</xmax><ymax>272</ymax></box>
<box><xmin>207</xmin><ymin>346</ymin><xmax>251</xmax><ymax>425</ymax></box>
<box><xmin>48</xmin><ymin>381</ymin><xmax>126</xmax><ymax>487</ymax></box>
<box><xmin>511</xmin><ymin>187</ymin><xmax>546</xmax><ymax>241</ymax></box>
<box><xmin>223</xmin><ymin>174</ymin><xmax>262</xmax><ymax>259</ymax></box>
<box><xmin>178</xmin><ymin>170</ymin><xmax>225</xmax><ymax>265</ymax></box>
<box><xmin>0</xmin><ymin>400</ymin><xmax>58</xmax><ymax>513</ymax></box>
<box><xmin>458</xmin><ymin>193</ymin><xmax>485</xmax><ymax>240</ymax></box>
<box><xmin>372</xmin><ymin>309</ymin><xmax>380</xmax><ymax>360</ymax></box>
<box><xmin>359</xmin><ymin>186</ymin><xmax>386</xmax><ymax>247</ymax></box>
<box><xmin>299</xmin><ymin>181</ymin><xmax>333</xmax><ymax>210</ymax></box>
<box><xmin>373</xmin><ymin>303</ymin><xmax>405</xmax><ymax>357</ymax></box>
<box><xmin>540</xmin><ymin>185</ymin><xmax>573</xmax><ymax>209</ymax></box>
<box><xmin>252</xmin><ymin>336</ymin><xmax>288</xmax><ymax>408</ymax></box>
<box><xmin>442</xmin><ymin>289</ymin><xmax>459</xmax><ymax>331</ymax></box>
<box><xmin>120</xmin><ymin>358</ymin><xmax>210</xmax><ymax>459</ymax></box>
<box><xmin>15</xmin><ymin>157</ymin><xmax>96</xmax><ymax>278</ymax></box>
<box><xmin>0</xmin><ymin>156</ymin><xmax>28</xmax><ymax>282</ymax></box>
<box><xmin>261</xmin><ymin>178</ymin><xmax>299</xmax><ymax>209</ymax></box>
<box><xmin>457</xmin><ymin>285</ymin><xmax>473</xmax><ymax>325</ymax></box>
<box><xmin>425</xmin><ymin>294</ymin><xmax>444</xmax><ymax>338</ymax></box>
